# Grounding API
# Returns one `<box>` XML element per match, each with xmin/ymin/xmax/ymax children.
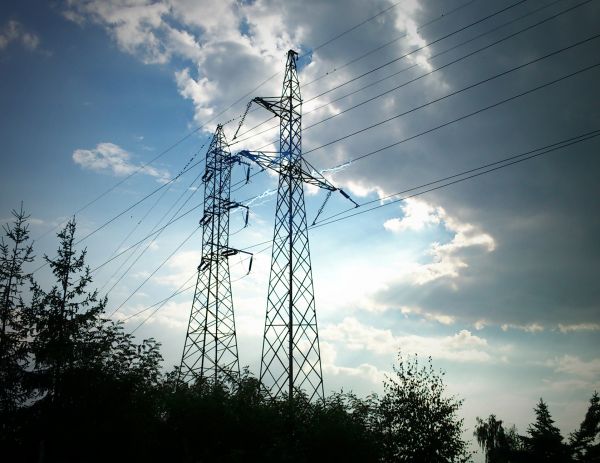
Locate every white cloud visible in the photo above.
<box><xmin>558</xmin><ymin>323</ymin><xmax>600</xmax><ymax>333</ymax></box>
<box><xmin>153</xmin><ymin>249</ymin><xmax>201</xmax><ymax>288</ymax></box>
<box><xmin>400</xmin><ymin>305</ymin><xmax>455</xmax><ymax>325</ymax></box>
<box><xmin>384</xmin><ymin>198</ymin><xmax>442</xmax><ymax>232</ymax></box>
<box><xmin>64</xmin><ymin>0</ymin><xmax>171</xmax><ymax>64</ymax></box>
<box><xmin>0</xmin><ymin>20</ymin><xmax>40</xmax><ymax>51</ymax></box>
<box><xmin>321</xmin><ymin>317</ymin><xmax>491</xmax><ymax>363</ymax></box>
<box><xmin>73</xmin><ymin>142</ymin><xmax>170</xmax><ymax>182</ymax></box>
<box><xmin>549</xmin><ymin>355</ymin><xmax>600</xmax><ymax>380</ymax></box>
<box><xmin>501</xmin><ymin>322</ymin><xmax>544</xmax><ymax>333</ymax></box>
<box><xmin>384</xmin><ymin>198</ymin><xmax>495</xmax><ymax>285</ymax></box>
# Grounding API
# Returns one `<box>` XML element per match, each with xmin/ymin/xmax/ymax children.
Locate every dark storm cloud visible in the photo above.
<box><xmin>313</xmin><ymin>0</ymin><xmax>600</xmax><ymax>327</ymax></box>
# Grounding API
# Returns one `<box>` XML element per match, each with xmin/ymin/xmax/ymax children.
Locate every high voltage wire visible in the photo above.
<box><xmin>98</xmin><ymin>145</ymin><xmax>207</xmax><ymax>292</ymax></box>
<box><xmin>31</xmin><ymin>1</ymin><xmax>596</xmax><ymax>327</ymax></box>
<box><xmin>91</xmin><ymin>41</ymin><xmax>600</xmax><ymax>284</ymax></box>
<box><xmin>34</xmin><ymin>137</ymin><xmax>210</xmax><ymax>243</ymax></box>
<box><xmin>232</xmin><ymin>0</ymin><xmax>488</xmax><ymax>140</ymax></box>
<box><xmin>126</xmin><ymin>244</ymin><xmax>271</xmax><ymax>334</ymax></box>
<box><xmin>312</xmin><ymin>132</ymin><xmax>600</xmax><ymax>229</ymax></box>
<box><xmin>122</xmin><ymin>272</ymin><xmax>197</xmax><ymax>323</ymax></box>
<box><xmin>301</xmin><ymin>0</ymin><xmax>567</xmax><ymax>118</ymax></box>
<box><xmin>303</xmin><ymin>0</ymin><xmax>526</xmax><ymax>92</ymax></box>
<box><xmin>102</xmin><ymin>171</ymin><xmax>205</xmax><ymax>299</ymax></box>
<box><xmin>31</xmin><ymin>0</ymin><xmax>490</xmax><ymax>279</ymax></box>
<box><xmin>89</xmin><ymin>172</ymin><xmax>266</xmax><ymax>275</ymax></box>
<box><xmin>302</xmin><ymin>0</ymin><xmax>490</xmax><ymax>87</ymax></box>
<box><xmin>130</xmin><ymin>130</ymin><xmax>600</xmax><ymax>329</ymax></box>
<box><xmin>31</xmin><ymin>152</ymin><xmax>207</xmax><ymax>275</ymax></box>
<box><xmin>236</xmin><ymin>128</ymin><xmax>600</xmax><ymax>255</ymax></box>
<box><xmin>314</xmin><ymin>129</ymin><xmax>600</xmax><ymax>225</ymax></box>
<box><xmin>232</xmin><ymin>0</ymin><xmax>590</xmax><ymax>147</ymax></box>
<box><xmin>108</xmin><ymin>224</ymin><xmax>202</xmax><ymax>317</ymax></box>
<box><xmin>301</xmin><ymin>0</ymin><xmax>411</xmax><ymax>58</ymax></box>
<box><xmin>304</xmin><ymin>60</ymin><xmax>600</xmax><ymax>162</ymax></box>
<box><xmin>35</xmin><ymin>0</ymin><xmax>421</xmax><ymax>247</ymax></box>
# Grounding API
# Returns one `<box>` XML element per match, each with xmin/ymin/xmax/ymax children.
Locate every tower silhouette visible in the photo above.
<box><xmin>179</xmin><ymin>125</ymin><xmax>248</xmax><ymax>384</ymax></box>
<box><xmin>240</xmin><ymin>50</ymin><xmax>339</xmax><ymax>401</ymax></box>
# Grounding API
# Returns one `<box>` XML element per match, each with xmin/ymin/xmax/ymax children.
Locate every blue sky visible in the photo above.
<box><xmin>1</xmin><ymin>0</ymin><xmax>599</xmax><ymax>456</ymax></box>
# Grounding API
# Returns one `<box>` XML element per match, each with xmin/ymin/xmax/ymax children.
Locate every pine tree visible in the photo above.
<box><xmin>0</xmin><ymin>204</ymin><xmax>34</xmax><ymax>415</ymax></box>
<box><xmin>525</xmin><ymin>398</ymin><xmax>571</xmax><ymax>462</ymax></box>
<box><xmin>27</xmin><ymin>218</ymin><xmax>106</xmax><ymax>402</ymax></box>
<box><xmin>570</xmin><ymin>391</ymin><xmax>600</xmax><ymax>462</ymax></box>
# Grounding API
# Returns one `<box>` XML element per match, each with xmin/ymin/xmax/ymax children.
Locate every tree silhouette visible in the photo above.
<box><xmin>378</xmin><ymin>352</ymin><xmax>472</xmax><ymax>462</ymax></box>
<box><xmin>474</xmin><ymin>414</ymin><xmax>526</xmax><ymax>462</ymax></box>
<box><xmin>524</xmin><ymin>398</ymin><xmax>571</xmax><ymax>462</ymax></box>
<box><xmin>475</xmin><ymin>415</ymin><xmax>506</xmax><ymax>462</ymax></box>
<box><xmin>0</xmin><ymin>205</ymin><xmax>34</xmax><ymax>441</ymax></box>
<box><xmin>26</xmin><ymin>218</ymin><xmax>106</xmax><ymax>402</ymax></box>
<box><xmin>570</xmin><ymin>391</ymin><xmax>600</xmax><ymax>462</ymax></box>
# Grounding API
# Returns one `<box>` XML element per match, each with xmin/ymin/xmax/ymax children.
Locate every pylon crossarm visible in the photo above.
<box><xmin>238</xmin><ymin>150</ymin><xmax>336</xmax><ymax>192</ymax></box>
<box><xmin>253</xmin><ymin>96</ymin><xmax>288</xmax><ymax>117</ymax></box>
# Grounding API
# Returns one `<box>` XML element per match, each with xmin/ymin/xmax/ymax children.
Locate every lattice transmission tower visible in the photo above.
<box><xmin>180</xmin><ymin>125</ymin><xmax>250</xmax><ymax>385</ymax></box>
<box><xmin>239</xmin><ymin>50</ymin><xmax>356</xmax><ymax>401</ymax></box>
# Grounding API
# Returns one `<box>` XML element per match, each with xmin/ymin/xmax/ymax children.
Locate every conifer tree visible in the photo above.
<box><xmin>570</xmin><ymin>391</ymin><xmax>600</xmax><ymax>462</ymax></box>
<box><xmin>0</xmin><ymin>204</ymin><xmax>34</xmax><ymax>415</ymax></box>
<box><xmin>525</xmin><ymin>398</ymin><xmax>570</xmax><ymax>462</ymax></box>
<box><xmin>27</xmin><ymin>218</ymin><xmax>106</xmax><ymax>402</ymax></box>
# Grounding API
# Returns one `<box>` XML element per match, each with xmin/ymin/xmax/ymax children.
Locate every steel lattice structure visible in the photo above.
<box><xmin>242</xmin><ymin>50</ymin><xmax>331</xmax><ymax>401</ymax></box>
<box><xmin>180</xmin><ymin>125</ymin><xmax>246</xmax><ymax>385</ymax></box>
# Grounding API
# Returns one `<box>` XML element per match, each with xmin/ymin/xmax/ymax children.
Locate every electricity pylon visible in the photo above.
<box><xmin>180</xmin><ymin>125</ymin><xmax>250</xmax><ymax>385</ymax></box>
<box><xmin>239</xmin><ymin>50</ymin><xmax>356</xmax><ymax>401</ymax></box>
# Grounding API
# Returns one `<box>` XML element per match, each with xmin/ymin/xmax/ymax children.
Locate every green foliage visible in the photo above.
<box><xmin>378</xmin><ymin>352</ymin><xmax>472</xmax><ymax>462</ymax></box>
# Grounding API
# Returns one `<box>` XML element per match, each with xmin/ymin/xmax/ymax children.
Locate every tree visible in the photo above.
<box><xmin>475</xmin><ymin>415</ymin><xmax>506</xmax><ymax>463</ymax></box>
<box><xmin>377</xmin><ymin>352</ymin><xmax>472</xmax><ymax>462</ymax></box>
<box><xmin>524</xmin><ymin>398</ymin><xmax>571</xmax><ymax>462</ymax></box>
<box><xmin>0</xmin><ymin>205</ymin><xmax>34</xmax><ymax>416</ymax></box>
<box><xmin>26</xmin><ymin>218</ymin><xmax>106</xmax><ymax>401</ymax></box>
<box><xmin>570</xmin><ymin>391</ymin><xmax>600</xmax><ymax>462</ymax></box>
<box><xmin>474</xmin><ymin>415</ymin><xmax>526</xmax><ymax>462</ymax></box>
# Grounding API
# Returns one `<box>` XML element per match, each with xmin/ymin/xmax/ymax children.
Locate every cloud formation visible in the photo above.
<box><xmin>321</xmin><ymin>316</ymin><xmax>491</xmax><ymax>363</ymax></box>
<box><xmin>73</xmin><ymin>142</ymin><xmax>170</xmax><ymax>182</ymax></box>
<box><xmin>0</xmin><ymin>20</ymin><xmax>39</xmax><ymax>51</ymax></box>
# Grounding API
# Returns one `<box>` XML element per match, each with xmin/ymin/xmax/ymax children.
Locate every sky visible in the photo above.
<box><xmin>1</xmin><ymin>0</ymin><xmax>599</xmax><ymax>456</ymax></box>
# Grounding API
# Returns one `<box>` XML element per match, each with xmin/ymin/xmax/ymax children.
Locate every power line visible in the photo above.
<box><xmin>302</xmin><ymin>0</ymin><xmax>410</xmax><ymax>57</ymax></box>
<box><xmin>231</xmin><ymin>128</ymin><xmax>600</xmax><ymax>255</ymax></box>
<box><xmin>231</xmin><ymin>0</ymin><xmax>484</xmax><ymax>141</ymax></box>
<box><xmin>232</xmin><ymin>0</ymin><xmax>589</xmax><ymax>147</ymax></box>
<box><xmin>102</xmin><ymin>171</ymin><xmax>204</xmax><ymax>298</ymax></box>
<box><xmin>108</xmin><ymin>224</ymin><xmax>201</xmax><ymax>317</ymax></box>
<box><xmin>302</xmin><ymin>0</ymin><xmax>570</xmax><ymax>116</ymax></box>
<box><xmin>303</xmin><ymin>0</ymin><xmax>528</xmax><ymax>91</ymax></box>
<box><xmin>34</xmin><ymin>0</ymin><xmax>422</xmax><ymax>272</ymax></box>
<box><xmin>128</xmin><ymin>242</ymin><xmax>271</xmax><ymax>338</ymax></box>
<box><xmin>98</xmin><ymin>146</ymin><xmax>206</xmax><ymax>292</ymax></box>
<box><xmin>300</xmin><ymin>34</ymin><xmax>600</xmax><ymax>155</ymax></box>
<box><xmin>312</xmin><ymin>131</ymin><xmax>600</xmax><ymax>229</ymax></box>
<box><xmin>304</xmin><ymin>60</ymin><xmax>600</xmax><ymax>162</ymax></box>
<box><xmin>315</xmin><ymin>129</ymin><xmax>600</xmax><ymax>225</ymax></box>
<box><xmin>33</xmin><ymin>136</ymin><xmax>210</xmax><ymax>242</ymax></box>
<box><xmin>302</xmin><ymin>0</ymin><xmax>481</xmax><ymax>86</ymax></box>
<box><xmin>122</xmin><ymin>271</ymin><xmax>197</xmax><ymax>324</ymax></box>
